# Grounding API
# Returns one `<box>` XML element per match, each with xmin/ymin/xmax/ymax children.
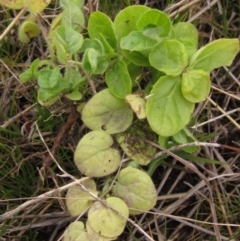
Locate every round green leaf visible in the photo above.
<box><xmin>82</xmin><ymin>89</ymin><xmax>133</xmax><ymax>134</ymax></box>
<box><xmin>116</xmin><ymin>121</ymin><xmax>157</xmax><ymax>165</ymax></box>
<box><xmin>88</xmin><ymin>197</ymin><xmax>129</xmax><ymax>238</ymax></box>
<box><xmin>66</xmin><ymin>179</ymin><xmax>98</xmax><ymax>216</ymax></box>
<box><xmin>74</xmin><ymin>130</ymin><xmax>121</xmax><ymax>177</ymax></box>
<box><xmin>181</xmin><ymin>69</ymin><xmax>210</xmax><ymax>103</ymax></box>
<box><xmin>149</xmin><ymin>40</ymin><xmax>188</xmax><ymax>76</ymax></box>
<box><xmin>146</xmin><ymin>75</ymin><xmax>194</xmax><ymax>136</ymax></box>
<box><xmin>136</xmin><ymin>9</ymin><xmax>171</xmax><ymax>37</ymax></box>
<box><xmin>114</xmin><ymin>5</ymin><xmax>150</xmax><ymax>40</ymax></box>
<box><xmin>112</xmin><ymin>167</ymin><xmax>157</xmax><ymax>215</ymax></box>
<box><xmin>106</xmin><ymin>59</ymin><xmax>132</xmax><ymax>98</ymax></box>
<box><xmin>18</xmin><ymin>20</ymin><xmax>41</xmax><ymax>44</ymax></box>
<box><xmin>63</xmin><ymin>221</ymin><xmax>89</xmax><ymax>241</ymax></box>
<box><xmin>86</xmin><ymin>221</ymin><xmax>116</xmax><ymax>241</ymax></box>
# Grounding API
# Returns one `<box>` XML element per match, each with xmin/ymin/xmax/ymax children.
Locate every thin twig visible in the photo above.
<box><xmin>0</xmin><ymin>8</ymin><xmax>26</xmax><ymax>42</ymax></box>
<box><xmin>187</xmin><ymin>0</ymin><xmax>219</xmax><ymax>22</ymax></box>
<box><xmin>1</xmin><ymin>103</ymin><xmax>37</xmax><ymax>128</ymax></box>
<box><xmin>207</xmin><ymin>97</ymin><xmax>240</xmax><ymax>130</ymax></box>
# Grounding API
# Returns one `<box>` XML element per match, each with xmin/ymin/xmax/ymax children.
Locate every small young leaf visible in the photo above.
<box><xmin>82</xmin><ymin>89</ymin><xmax>133</xmax><ymax>134</ymax></box>
<box><xmin>105</xmin><ymin>59</ymin><xmax>132</xmax><ymax>98</ymax></box>
<box><xmin>181</xmin><ymin>69</ymin><xmax>210</xmax><ymax>103</ymax></box>
<box><xmin>18</xmin><ymin>20</ymin><xmax>41</xmax><ymax>43</ymax></box>
<box><xmin>19</xmin><ymin>58</ymin><xmax>39</xmax><ymax>82</ymax></box>
<box><xmin>174</xmin><ymin>22</ymin><xmax>198</xmax><ymax>58</ymax></box>
<box><xmin>125</xmin><ymin>94</ymin><xmax>146</xmax><ymax>119</ymax></box>
<box><xmin>88</xmin><ymin>11</ymin><xmax>117</xmax><ymax>49</ymax></box>
<box><xmin>136</xmin><ymin>9</ymin><xmax>171</xmax><ymax>37</ymax></box>
<box><xmin>146</xmin><ymin>76</ymin><xmax>194</xmax><ymax>136</ymax></box>
<box><xmin>64</xmin><ymin>67</ymin><xmax>86</xmax><ymax>90</ymax></box>
<box><xmin>116</xmin><ymin>120</ymin><xmax>157</xmax><ymax>165</ymax></box>
<box><xmin>37</xmin><ymin>89</ymin><xmax>59</xmax><ymax>106</ymax></box>
<box><xmin>37</xmin><ymin>81</ymin><xmax>68</xmax><ymax>104</ymax></box>
<box><xmin>83</xmin><ymin>48</ymin><xmax>109</xmax><ymax>74</ymax></box>
<box><xmin>114</xmin><ymin>5</ymin><xmax>150</xmax><ymax>40</ymax></box>
<box><xmin>112</xmin><ymin>167</ymin><xmax>157</xmax><ymax>215</ymax></box>
<box><xmin>82</xmin><ymin>39</ymin><xmax>110</xmax><ymax>74</ymax></box>
<box><xmin>63</xmin><ymin>221</ymin><xmax>89</xmax><ymax>241</ymax></box>
<box><xmin>120</xmin><ymin>31</ymin><xmax>158</xmax><ymax>51</ymax></box>
<box><xmin>65</xmin><ymin>90</ymin><xmax>82</xmax><ymax>101</ymax></box>
<box><xmin>149</xmin><ymin>40</ymin><xmax>188</xmax><ymax>76</ymax></box>
<box><xmin>172</xmin><ymin>128</ymin><xmax>200</xmax><ymax>153</ymax></box>
<box><xmin>189</xmin><ymin>38</ymin><xmax>239</xmax><ymax>72</ymax></box>
<box><xmin>88</xmin><ymin>197</ymin><xmax>129</xmax><ymax>238</ymax></box>
<box><xmin>74</xmin><ymin>130</ymin><xmax>121</xmax><ymax>177</ymax></box>
<box><xmin>37</xmin><ymin>67</ymin><xmax>63</xmax><ymax>89</ymax></box>
<box><xmin>55</xmin><ymin>25</ymin><xmax>83</xmax><ymax>54</ymax></box>
<box><xmin>66</xmin><ymin>179</ymin><xmax>98</xmax><ymax>216</ymax></box>
<box><xmin>98</xmin><ymin>34</ymin><xmax>116</xmax><ymax>57</ymax></box>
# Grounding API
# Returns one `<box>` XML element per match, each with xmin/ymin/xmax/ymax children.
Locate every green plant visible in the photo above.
<box><xmin>5</xmin><ymin>0</ymin><xmax>238</xmax><ymax>240</ymax></box>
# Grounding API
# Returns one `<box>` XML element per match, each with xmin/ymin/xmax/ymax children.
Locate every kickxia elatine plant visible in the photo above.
<box><xmin>2</xmin><ymin>0</ymin><xmax>239</xmax><ymax>240</ymax></box>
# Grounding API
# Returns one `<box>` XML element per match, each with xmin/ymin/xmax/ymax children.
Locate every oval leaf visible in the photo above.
<box><xmin>88</xmin><ymin>11</ymin><xmax>117</xmax><ymax>49</ymax></box>
<box><xmin>116</xmin><ymin>120</ymin><xmax>157</xmax><ymax>165</ymax></box>
<box><xmin>88</xmin><ymin>197</ymin><xmax>129</xmax><ymax>238</ymax></box>
<box><xmin>106</xmin><ymin>59</ymin><xmax>132</xmax><ymax>98</ymax></box>
<box><xmin>181</xmin><ymin>69</ymin><xmax>210</xmax><ymax>103</ymax></box>
<box><xmin>146</xmin><ymin>75</ymin><xmax>194</xmax><ymax>136</ymax></box>
<box><xmin>174</xmin><ymin>22</ymin><xmax>198</xmax><ymax>58</ymax></box>
<box><xmin>136</xmin><ymin>9</ymin><xmax>171</xmax><ymax>37</ymax></box>
<box><xmin>189</xmin><ymin>38</ymin><xmax>239</xmax><ymax>72</ymax></box>
<box><xmin>66</xmin><ymin>179</ymin><xmax>98</xmax><ymax>216</ymax></box>
<box><xmin>114</xmin><ymin>5</ymin><xmax>150</xmax><ymax>40</ymax></box>
<box><xmin>149</xmin><ymin>40</ymin><xmax>188</xmax><ymax>76</ymax></box>
<box><xmin>55</xmin><ymin>25</ymin><xmax>83</xmax><ymax>54</ymax></box>
<box><xmin>112</xmin><ymin>167</ymin><xmax>157</xmax><ymax>215</ymax></box>
<box><xmin>82</xmin><ymin>89</ymin><xmax>133</xmax><ymax>134</ymax></box>
<box><xmin>61</xmin><ymin>1</ymin><xmax>85</xmax><ymax>33</ymax></box>
<box><xmin>120</xmin><ymin>31</ymin><xmax>158</xmax><ymax>51</ymax></box>
<box><xmin>63</xmin><ymin>221</ymin><xmax>89</xmax><ymax>241</ymax></box>
<box><xmin>74</xmin><ymin>130</ymin><xmax>121</xmax><ymax>177</ymax></box>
